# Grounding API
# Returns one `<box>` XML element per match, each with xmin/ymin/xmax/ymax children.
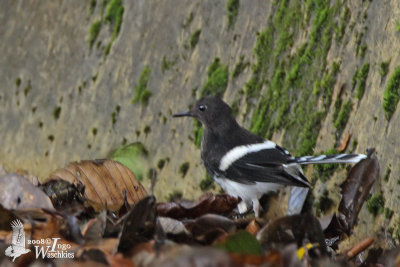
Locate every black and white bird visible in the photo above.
<box><xmin>5</xmin><ymin>219</ymin><xmax>30</xmax><ymax>262</ymax></box>
<box><xmin>173</xmin><ymin>97</ymin><xmax>366</xmax><ymax>217</ymax></box>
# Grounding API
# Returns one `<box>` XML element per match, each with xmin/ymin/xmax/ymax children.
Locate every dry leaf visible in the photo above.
<box><xmin>0</xmin><ymin>174</ymin><xmax>54</xmax><ymax>211</ymax></box>
<box><xmin>245</xmin><ymin>219</ymin><xmax>260</xmax><ymax>235</ymax></box>
<box><xmin>47</xmin><ymin>159</ymin><xmax>147</xmax><ymax>211</ymax></box>
<box><xmin>157</xmin><ymin>193</ymin><xmax>240</xmax><ymax>219</ymax></box>
<box><xmin>118</xmin><ymin>196</ymin><xmax>157</xmax><ymax>254</ymax></box>
<box><xmin>338</xmin><ymin>152</ymin><xmax>379</xmax><ymax>234</ymax></box>
<box><xmin>337</xmin><ymin>132</ymin><xmax>351</xmax><ymax>152</ymax></box>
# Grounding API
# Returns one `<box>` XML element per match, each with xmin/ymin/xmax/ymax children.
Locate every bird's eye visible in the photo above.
<box><xmin>198</xmin><ymin>105</ymin><xmax>206</xmax><ymax>112</ymax></box>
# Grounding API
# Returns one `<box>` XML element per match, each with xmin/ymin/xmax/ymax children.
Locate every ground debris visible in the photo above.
<box><xmin>0</xmin><ymin>154</ymin><xmax>395</xmax><ymax>267</ymax></box>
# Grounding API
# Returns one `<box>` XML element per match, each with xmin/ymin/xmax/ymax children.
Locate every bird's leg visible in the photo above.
<box><xmin>237</xmin><ymin>200</ymin><xmax>249</xmax><ymax>214</ymax></box>
<box><xmin>252</xmin><ymin>199</ymin><xmax>261</xmax><ymax>218</ymax></box>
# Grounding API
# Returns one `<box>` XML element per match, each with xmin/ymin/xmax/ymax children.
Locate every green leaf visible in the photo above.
<box><xmin>216</xmin><ymin>230</ymin><xmax>262</xmax><ymax>255</ymax></box>
<box><xmin>110</xmin><ymin>142</ymin><xmax>148</xmax><ymax>181</ymax></box>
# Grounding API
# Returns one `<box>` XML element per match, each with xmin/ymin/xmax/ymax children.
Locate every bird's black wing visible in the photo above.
<box><xmin>221</xmin><ymin>145</ymin><xmax>309</xmax><ymax>187</ymax></box>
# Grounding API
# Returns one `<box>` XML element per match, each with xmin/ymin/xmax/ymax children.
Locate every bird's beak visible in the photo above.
<box><xmin>173</xmin><ymin>111</ymin><xmax>193</xmax><ymax>117</ymax></box>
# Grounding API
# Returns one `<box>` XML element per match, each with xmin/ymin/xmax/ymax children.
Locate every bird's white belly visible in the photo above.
<box><xmin>213</xmin><ymin>175</ymin><xmax>281</xmax><ymax>205</ymax></box>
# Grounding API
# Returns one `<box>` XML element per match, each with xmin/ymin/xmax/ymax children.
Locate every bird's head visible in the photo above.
<box><xmin>173</xmin><ymin>96</ymin><xmax>234</xmax><ymax>128</ymax></box>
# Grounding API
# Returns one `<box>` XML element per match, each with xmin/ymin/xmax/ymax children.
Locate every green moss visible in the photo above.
<box><xmin>190</xmin><ymin>29</ymin><xmax>201</xmax><ymax>49</ymax></box>
<box><xmin>334</xmin><ymin>100</ymin><xmax>352</xmax><ymax>132</ymax></box>
<box><xmin>366</xmin><ymin>193</ymin><xmax>385</xmax><ymax>217</ymax></box>
<box><xmin>179</xmin><ymin>162</ymin><xmax>190</xmax><ymax>178</ymax></box>
<box><xmin>23</xmin><ymin>80</ymin><xmax>32</xmax><ymax>96</ymax></box>
<box><xmin>351</xmin><ymin>67</ymin><xmax>359</xmax><ymax>90</ymax></box>
<box><xmin>314</xmin><ymin>189</ymin><xmax>333</xmax><ymax>214</ymax></box>
<box><xmin>132</xmin><ymin>66</ymin><xmax>152</xmax><ymax>106</ymax></box>
<box><xmin>167</xmin><ymin>190</ymin><xmax>183</xmax><ymax>202</ymax></box>
<box><xmin>89</xmin><ymin>0</ymin><xmax>97</xmax><ymax>15</ymax></box>
<box><xmin>385</xmin><ymin>208</ymin><xmax>394</xmax><ymax>220</ymax></box>
<box><xmin>15</xmin><ymin>77</ymin><xmax>21</xmax><ymax>87</ymax></box>
<box><xmin>232</xmin><ymin>55</ymin><xmax>249</xmax><ymax>78</ymax></box>
<box><xmin>355</xmin><ymin>63</ymin><xmax>370</xmax><ymax>100</ymax></box>
<box><xmin>231</xmin><ymin>99</ymin><xmax>240</xmax><ymax>117</ymax></box>
<box><xmin>92</xmin><ymin>128</ymin><xmax>98</xmax><ymax>136</ymax></box>
<box><xmin>383</xmin><ymin>167</ymin><xmax>391</xmax><ymax>182</ymax></box>
<box><xmin>380</xmin><ymin>61</ymin><xmax>390</xmax><ymax>78</ymax></box>
<box><xmin>396</xmin><ymin>22</ymin><xmax>400</xmax><ymax>32</ymax></box>
<box><xmin>200</xmin><ymin>58</ymin><xmax>229</xmax><ymax>97</ymax></box>
<box><xmin>383</xmin><ymin>65</ymin><xmax>400</xmax><ymax>119</ymax></box>
<box><xmin>104</xmin><ymin>0</ymin><xmax>124</xmax><ymax>55</ymax></box>
<box><xmin>89</xmin><ymin>20</ymin><xmax>102</xmax><ymax>49</ymax></box>
<box><xmin>111</xmin><ymin>105</ymin><xmax>120</xmax><ymax>126</ymax></box>
<box><xmin>226</xmin><ymin>0</ymin><xmax>240</xmax><ymax>29</ymax></box>
<box><xmin>53</xmin><ymin>106</ymin><xmax>61</xmax><ymax>120</ymax></box>
<box><xmin>359</xmin><ymin>44</ymin><xmax>367</xmax><ymax>58</ymax></box>
<box><xmin>48</xmin><ymin>135</ymin><xmax>55</xmax><ymax>142</ymax></box>
<box><xmin>247</xmin><ymin>0</ymin><xmax>342</xmax><ymax>156</ymax></box>
<box><xmin>157</xmin><ymin>159</ymin><xmax>166</xmax><ymax>170</ymax></box>
<box><xmin>199</xmin><ymin>173</ymin><xmax>215</xmax><ymax>191</ymax></box>
<box><xmin>334</xmin><ymin>6</ymin><xmax>350</xmax><ymax>41</ymax></box>
<box><xmin>38</xmin><ymin>121</ymin><xmax>43</xmax><ymax>129</ymax></box>
<box><xmin>182</xmin><ymin>11</ymin><xmax>194</xmax><ymax>28</ymax></box>
<box><xmin>161</xmin><ymin>55</ymin><xmax>177</xmax><ymax>73</ymax></box>
<box><xmin>144</xmin><ymin>125</ymin><xmax>151</xmax><ymax>136</ymax></box>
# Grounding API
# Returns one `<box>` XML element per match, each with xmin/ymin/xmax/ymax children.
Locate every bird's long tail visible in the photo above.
<box><xmin>294</xmin><ymin>153</ymin><xmax>366</xmax><ymax>165</ymax></box>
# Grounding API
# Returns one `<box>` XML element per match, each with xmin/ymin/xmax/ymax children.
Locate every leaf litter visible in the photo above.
<box><xmin>0</xmin><ymin>151</ymin><xmax>395</xmax><ymax>266</ymax></box>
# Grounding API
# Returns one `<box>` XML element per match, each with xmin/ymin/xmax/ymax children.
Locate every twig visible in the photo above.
<box><xmin>346</xmin><ymin>237</ymin><xmax>374</xmax><ymax>260</ymax></box>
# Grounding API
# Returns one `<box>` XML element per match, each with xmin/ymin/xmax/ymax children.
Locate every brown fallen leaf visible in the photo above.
<box><xmin>157</xmin><ymin>193</ymin><xmax>240</xmax><ymax>219</ymax></box>
<box><xmin>186</xmin><ymin>214</ymin><xmax>237</xmax><ymax>244</ymax></box>
<box><xmin>107</xmin><ymin>253</ymin><xmax>136</xmax><ymax>267</ymax></box>
<box><xmin>337</xmin><ymin>132</ymin><xmax>351</xmax><ymax>152</ymax></box>
<box><xmin>230</xmin><ymin>250</ymin><xmax>284</xmax><ymax>266</ymax></box>
<box><xmin>257</xmin><ymin>213</ymin><xmax>327</xmax><ymax>256</ymax></box>
<box><xmin>0</xmin><ymin>174</ymin><xmax>55</xmax><ymax>211</ymax></box>
<box><xmin>46</xmin><ymin>159</ymin><xmax>147</xmax><ymax>211</ymax></box>
<box><xmin>338</xmin><ymin>151</ymin><xmax>379</xmax><ymax>235</ymax></box>
<box><xmin>245</xmin><ymin>219</ymin><xmax>260</xmax><ymax>235</ymax></box>
<box><xmin>117</xmin><ymin>196</ymin><xmax>157</xmax><ymax>254</ymax></box>
<box><xmin>81</xmin><ymin>210</ymin><xmax>107</xmax><ymax>242</ymax></box>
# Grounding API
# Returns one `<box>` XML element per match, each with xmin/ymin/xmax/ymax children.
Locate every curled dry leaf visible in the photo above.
<box><xmin>324</xmin><ymin>152</ymin><xmax>379</xmax><ymax>242</ymax></box>
<box><xmin>158</xmin><ymin>216</ymin><xmax>190</xmax><ymax>236</ymax></box>
<box><xmin>338</xmin><ymin>153</ymin><xmax>379</xmax><ymax>234</ymax></box>
<box><xmin>0</xmin><ymin>173</ymin><xmax>55</xmax><ymax>211</ymax></box>
<box><xmin>47</xmin><ymin>159</ymin><xmax>147</xmax><ymax>211</ymax></box>
<box><xmin>157</xmin><ymin>193</ymin><xmax>240</xmax><ymax>219</ymax></box>
<box><xmin>257</xmin><ymin>213</ymin><xmax>327</xmax><ymax>256</ymax></box>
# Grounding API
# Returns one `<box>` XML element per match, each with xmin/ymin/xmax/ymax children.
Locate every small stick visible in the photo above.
<box><xmin>346</xmin><ymin>237</ymin><xmax>374</xmax><ymax>260</ymax></box>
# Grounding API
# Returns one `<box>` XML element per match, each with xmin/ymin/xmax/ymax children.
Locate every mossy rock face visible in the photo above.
<box><xmin>383</xmin><ymin>65</ymin><xmax>400</xmax><ymax>120</ymax></box>
<box><xmin>1</xmin><ymin>0</ymin><xmax>400</xmax><ymax>249</ymax></box>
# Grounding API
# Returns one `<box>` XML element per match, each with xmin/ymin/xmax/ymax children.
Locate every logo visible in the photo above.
<box><xmin>4</xmin><ymin>219</ymin><xmax>30</xmax><ymax>262</ymax></box>
<box><xmin>5</xmin><ymin>219</ymin><xmax>75</xmax><ymax>261</ymax></box>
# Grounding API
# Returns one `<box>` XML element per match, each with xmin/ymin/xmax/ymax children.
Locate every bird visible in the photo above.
<box><xmin>5</xmin><ymin>219</ymin><xmax>30</xmax><ymax>262</ymax></box>
<box><xmin>173</xmin><ymin>96</ymin><xmax>366</xmax><ymax>217</ymax></box>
